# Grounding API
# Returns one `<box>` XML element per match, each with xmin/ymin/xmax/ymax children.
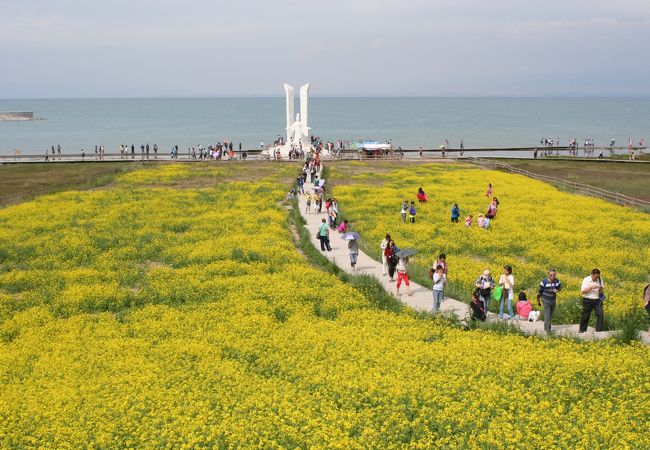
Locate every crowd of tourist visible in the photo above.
<box><xmin>302</xmin><ymin>164</ymin><xmax>650</xmax><ymax>335</ymax></box>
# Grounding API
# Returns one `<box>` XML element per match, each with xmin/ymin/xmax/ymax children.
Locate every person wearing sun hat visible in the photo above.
<box><xmin>474</xmin><ymin>269</ymin><xmax>494</xmax><ymax>313</ymax></box>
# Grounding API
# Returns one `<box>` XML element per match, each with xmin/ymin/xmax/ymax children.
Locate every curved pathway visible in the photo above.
<box><xmin>297</xmin><ymin>166</ymin><xmax>641</xmax><ymax>341</ymax></box>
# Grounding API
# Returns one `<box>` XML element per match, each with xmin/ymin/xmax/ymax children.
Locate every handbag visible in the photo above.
<box><xmin>598</xmin><ymin>278</ymin><xmax>606</xmax><ymax>302</ymax></box>
<box><xmin>428</xmin><ymin>269</ymin><xmax>434</xmax><ymax>279</ymax></box>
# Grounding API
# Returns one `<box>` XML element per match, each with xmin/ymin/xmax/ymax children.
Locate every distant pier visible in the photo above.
<box><xmin>0</xmin><ymin>112</ymin><xmax>35</xmax><ymax>122</ymax></box>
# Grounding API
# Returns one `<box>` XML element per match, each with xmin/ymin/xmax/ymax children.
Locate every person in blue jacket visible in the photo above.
<box><xmin>451</xmin><ymin>203</ymin><xmax>460</xmax><ymax>223</ymax></box>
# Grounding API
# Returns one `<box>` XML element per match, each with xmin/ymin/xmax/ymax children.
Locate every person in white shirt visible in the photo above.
<box><xmin>579</xmin><ymin>268</ymin><xmax>605</xmax><ymax>332</ymax></box>
<box><xmin>400</xmin><ymin>201</ymin><xmax>408</xmax><ymax>223</ymax></box>
<box><xmin>432</xmin><ymin>265</ymin><xmax>446</xmax><ymax>312</ymax></box>
<box><xmin>380</xmin><ymin>234</ymin><xmax>391</xmax><ymax>275</ymax></box>
<box><xmin>396</xmin><ymin>257</ymin><xmax>412</xmax><ymax>296</ymax></box>
<box><xmin>498</xmin><ymin>265</ymin><xmax>515</xmax><ymax>319</ymax></box>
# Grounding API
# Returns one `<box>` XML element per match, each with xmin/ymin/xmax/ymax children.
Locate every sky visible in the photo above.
<box><xmin>1</xmin><ymin>0</ymin><xmax>649</xmax><ymax>98</ymax></box>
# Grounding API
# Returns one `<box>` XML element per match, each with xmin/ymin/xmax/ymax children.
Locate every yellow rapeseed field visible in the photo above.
<box><xmin>331</xmin><ymin>162</ymin><xmax>650</xmax><ymax>326</ymax></box>
<box><xmin>0</xmin><ymin>163</ymin><xmax>649</xmax><ymax>448</ymax></box>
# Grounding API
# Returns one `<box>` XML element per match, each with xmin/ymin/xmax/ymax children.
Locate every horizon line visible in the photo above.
<box><xmin>3</xmin><ymin>94</ymin><xmax>650</xmax><ymax>101</ymax></box>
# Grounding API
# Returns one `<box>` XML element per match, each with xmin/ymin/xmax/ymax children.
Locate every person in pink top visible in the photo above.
<box><xmin>516</xmin><ymin>292</ymin><xmax>532</xmax><ymax>320</ymax></box>
<box><xmin>337</xmin><ymin>219</ymin><xmax>348</xmax><ymax>234</ymax></box>
<box><xmin>485</xmin><ymin>183</ymin><xmax>493</xmax><ymax>197</ymax></box>
<box><xmin>477</xmin><ymin>214</ymin><xmax>485</xmax><ymax>228</ymax></box>
<box><xmin>464</xmin><ymin>214</ymin><xmax>473</xmax><ymax>227</ymax></box>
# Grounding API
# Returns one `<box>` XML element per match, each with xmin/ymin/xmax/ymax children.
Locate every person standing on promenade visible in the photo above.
<box><xmin>381</xmin><ymin>234</ymin><xmax>391</xmax><ymax>275</ymax></box>
<box><xmin>432</xmin><ymin>265</ymin><xmax>446</xmax><ymax>313</ymax></box>
<box><xmin>498</xmin><ymin>265</ymin><xmax>515</xmax><ymax>319</ymax></box>
<box><xmin>451</xmin><ymin>203</ymin><xmax>460</xmax><ymax>222</ymax></box>
<box><xmin>318</xmin><ymin>218</ymin><xmax>332</xmax><ymax>252</ymax></box>
<box><xmin>400</xmin><ymin>201</ymin><xmax>408</xmax><ymax>223</ymax></box>
<box><xmin>460</xmin><ymin>139</ymin><xmax>464</xmax><ymax>156</ymax></box>
<box><xmin>579</xmin><ymin>269</ymin><xmax>605</xmax><ymax>333</ymax></box>
<box><xmin>348</xmin><ymin>237</ymin><xmax>359</xmax><ymax>269</ymax></box>
<box><xmin>419</xmin><ymin>147</ymin><xmax>423</xmax><ymax>158</ymax></box>
<box><xmin>153</xmin><ymin>144</ymin><xmax>158</xmax><ymax>158</ymax></box>
<box><xmin>537</xmin><ymin>269</ymin><xmax>562</xmax><ymax>333</ymax></box>
<box><xmin>146</xmin><ymin>143</ymin><xmax>150</xmax><ymax>160</ymax></box>
<box><xmin>396</xmin><ymin>256</ymin><xmax>413</xmax><ymax>296</ymax></box>
<box><xmin>475</xmin><ymin>270</ymin><xmax>494</xmax><ymax>313</ymax></box>
<box><xmin>131</xmin><ymin>144</ymin><xmax>135</xmax><ymax>158</ymax></box>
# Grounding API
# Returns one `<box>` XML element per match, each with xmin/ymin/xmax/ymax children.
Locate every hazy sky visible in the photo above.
<box><xmin>2</xmin><ymin>0</ymin><xmax>649</xmax><ymax>98</ymax></box>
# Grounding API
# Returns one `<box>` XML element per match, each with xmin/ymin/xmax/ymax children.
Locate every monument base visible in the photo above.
<box><xmin>263</xmin><ymin>144</ymin><xmax>312</xmax><ymax>159</ymax></box>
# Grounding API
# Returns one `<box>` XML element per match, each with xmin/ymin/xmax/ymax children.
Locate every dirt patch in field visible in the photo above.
<box><xmin>493</xmin><ymin>160</ymin><xmax>650</xmax><ymax>201</ymax></box>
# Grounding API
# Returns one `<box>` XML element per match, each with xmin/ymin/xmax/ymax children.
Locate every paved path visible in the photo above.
<box><xmin>297</xmin><ymin>169</ymin><xmax>644</xmax><ymax>342</ymax></box>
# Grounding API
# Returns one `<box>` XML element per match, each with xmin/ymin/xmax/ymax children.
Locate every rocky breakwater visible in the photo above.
<box><xmin>0</xmin><ymin>112</ymin><xmax>34</xmax><ymax>121</ymax></box>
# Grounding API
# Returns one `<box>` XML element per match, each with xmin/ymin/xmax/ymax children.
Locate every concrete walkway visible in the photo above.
<box><xmin>297</xmin><ymin>168</ymin><xmax>641</xmax><ymax>342</ymax></box>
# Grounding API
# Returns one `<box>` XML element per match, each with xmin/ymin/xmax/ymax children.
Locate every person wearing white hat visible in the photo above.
<box><xmin>474</xmin><ymin>269</ymin><xmax>494</xmax><ymax>313</ymax></box>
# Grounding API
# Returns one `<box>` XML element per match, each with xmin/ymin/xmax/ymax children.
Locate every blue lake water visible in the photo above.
<box><xmin>0</xmin><ymin>97</ymin><xmax>649</xmax><ymax>156</ymax></box>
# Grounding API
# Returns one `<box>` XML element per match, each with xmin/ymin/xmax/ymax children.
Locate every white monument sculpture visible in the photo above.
<box><xmin>267</xmin><ymin>83</ymin><xmax>310</xmax><ymax>158</ymax></box>
<box><xmin>284</xmin><ymin>83</ymin><xmax>310</xmax><ymax>148</ymax></box>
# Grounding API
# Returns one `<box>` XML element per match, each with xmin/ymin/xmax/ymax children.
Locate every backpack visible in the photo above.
<box><xmin>479</xmin><ymin>277</ymin><xmax>492</xmax><ymax>297</ymax></box>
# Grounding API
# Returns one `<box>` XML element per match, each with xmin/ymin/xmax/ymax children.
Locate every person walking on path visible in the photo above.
<box><xmin>400</xmin><ymin>201</ymin><xmax>408</xmax><ymax>223</ymax></box>
<box><xmin>475</xmin><ymin>270</ymin><xmax>494</xmax><ymax>313</ymax></box>
<box><xmin>396</xmin><ymin>256</ymin><xmax>413</xmax><ymax>296</ymax></box>
<box><xmin>381</xmin><ymin>234</ymin><xmax>391</xmax><ymax>275</ymax></box>
<box><xmin>297</xmin><ymin>176</ymin><xmax>304</xmax><ymax>194</ymax></box>
<box><xmin>305</xmin><ymin>193</ymin><xmax>312</xmax><ymax>214</ymax></box>
<box><xmin>579</xmin><ymin>269</ymin><xmax>605</xmax><ymax>332</ymax></box>
<box><xmin>385</xmin><ymin>240</ymin><xmax>398</xmax><ymax>282</ymax></box>
<box><xmin>432</xmin><ymin>265</ymin><xmax>446</xmax><ymax>313</ymax></box>
<box><xmin>498</xmin><ymin>265</ymin><xmax>515</xmax><ymax>319</ymax></box>
<box><xmin>537</xmin><ymin>269</ymin><xmax>562</xmax><ymax>333</ymax></box>
<box><xmin>348</xmin><ymin>238</ymin><xmax>359</xmax><ymax>269</ymax></box>
<box><xmin>318</xmin><ymin>218</ymin><xmax>332</xmax><ymax>251</ymax></box>
<box><xmin>408</xmin><ymin>202</ymin><xmax>417</xmax><ymax>224</ymax></box>
<box><xmin>434</xmin><ymin>253</ymin><xmax>448</xmax><ymax>276</ymax></box>
<box><xmin>451</xmin><ymin>203</ymin><xmax>460</xmax><ymax>223</ymax></box>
